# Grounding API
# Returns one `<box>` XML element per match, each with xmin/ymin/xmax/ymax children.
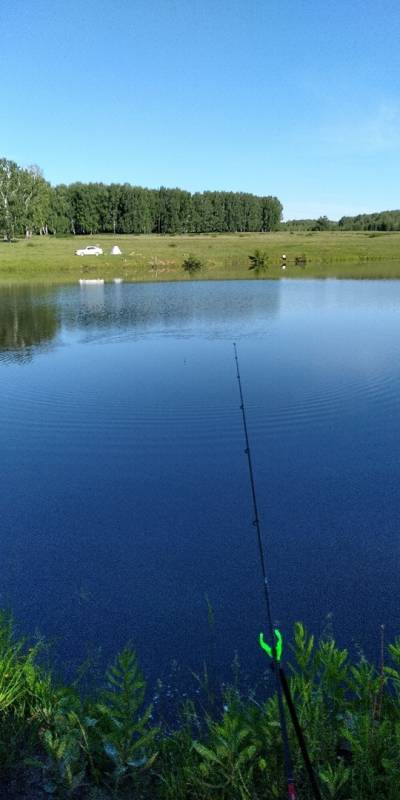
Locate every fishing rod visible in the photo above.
<box><xmin>233</xmin><ymin>342</ymin><xmax>322</xmax><ymax>800</ymax></box>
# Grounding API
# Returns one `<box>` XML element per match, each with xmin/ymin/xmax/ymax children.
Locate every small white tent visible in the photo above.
<box><xmin>111</xmin><ymin>245</ymin><xmax>122</xmax><ymax>255</ymax></box>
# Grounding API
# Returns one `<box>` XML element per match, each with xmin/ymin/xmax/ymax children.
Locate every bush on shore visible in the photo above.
<box><xmin>182</xmin><ymin>254</ymin><xmax>204</xmax><ymax>275</ymax></box>
<box><xmin>0</xmin><ymin>610</ymin><xmax>399</xmax><ymax>799</ymax></box>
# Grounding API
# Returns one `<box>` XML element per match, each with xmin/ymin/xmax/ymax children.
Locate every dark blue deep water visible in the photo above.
<box><xmin>1</xmin><ymin>280</ymin><xmax>399</xmax><ymax>691</ymax></box>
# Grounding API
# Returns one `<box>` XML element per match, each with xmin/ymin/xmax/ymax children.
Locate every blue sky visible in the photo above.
<box><xmin>1</xmin><ymin>0</ymin><xmax>399</xmax><ymax>219</ymax></box>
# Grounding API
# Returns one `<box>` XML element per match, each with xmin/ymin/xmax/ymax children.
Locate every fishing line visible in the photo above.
<box><xmin>233</xmin><ymin>342</ymin><xmax>322</xmax><ymax>800</ymax></box>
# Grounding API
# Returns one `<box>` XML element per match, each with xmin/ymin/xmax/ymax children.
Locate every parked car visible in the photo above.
<box><xmin>75</xmin><ymin>245</ymin><xmax>103</xmax><ymax>256</ymax></box>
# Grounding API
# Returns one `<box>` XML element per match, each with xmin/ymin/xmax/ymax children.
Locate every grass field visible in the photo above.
<box><xmin>1</xmin><ymin>230</ymin><xmax>400</xmax><ymax>283</ymax></box>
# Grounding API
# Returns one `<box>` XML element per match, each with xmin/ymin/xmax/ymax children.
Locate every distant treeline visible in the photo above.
<box><xmin>0</xmin><ymin>158</ymin><xmax>282</xmax><ymax>238</ymax></box>
<box><xmin>53</xmin><ymin>184</ymin><xmax>283</xmax><ymax>235</ymax></box>
<box><xmin>284</xmin><ymin>211</ymin><xmax>400</xmax><ymax>232</ymax></box>
<box><xmin>337</xmin><ymin>210</ymin><xmax>400</xmax><ymax>231</ymax></box>
<box><xmin>2</xmin><ymin>157</ymin><xmax>399</xmax><ymax>240</ymax></box>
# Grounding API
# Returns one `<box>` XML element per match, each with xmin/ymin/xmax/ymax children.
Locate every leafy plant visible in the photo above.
<box><xmin>27</xmin><ymin>686</ymin><xmax>91</xmax><ymax>797</ymax></box>
<box><xmin>319</xmin><ymin>761</ymin><xmax>351</xmax><ymax>798</ymax></box>
<box><xmin>156</xmin><ymin>706</ymin><xmax>198</xmax><ymax>800</ymax></box>
<box><xmin>248</xmin><ymin>249</ymin><xmax>269</xmax><ymax>272</ymax></box>
<box><xmin>190</xmin><ymin>692</ymin><xmax>265</xmax><ymax>800</ymax></box>
<box><xmin>94</xmin><ymin>648</ymin><xmax>158</xmax><ymax>791</ymax></box>
<box><xmin>182</xmin><ymin>254</ymin><xmax>204</xmax><ymax>274</ymax></box>
<box><xmin>0</xmin><ymin>611</ymin><xmax>39</xmax><ymax>714</ymax></box>
<box><xmin>38</xmin><ymin>721</ymin><xmax>86</xmax><ymax>796</ymax></box>
<box><xmin>4</xmin><ymin>611</ymin><xmax>400</xmax><ymax>799</ymax></box>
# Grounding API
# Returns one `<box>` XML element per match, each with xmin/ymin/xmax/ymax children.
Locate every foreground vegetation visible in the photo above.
<box><xmin>2</xmin><ymin>230</ymin><xmax>400</xmax><ymax>285</ymax></box>
<box><xmin>1</xmin><ymin>610</ymin><xmax>400</xmax><ymax>799</ymax></box>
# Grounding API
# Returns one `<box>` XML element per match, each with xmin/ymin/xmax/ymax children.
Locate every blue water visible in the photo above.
<box><xmin>1</xmin><ymin>280</ymin><xmax>399</xmax><ymax>689</ymax></box>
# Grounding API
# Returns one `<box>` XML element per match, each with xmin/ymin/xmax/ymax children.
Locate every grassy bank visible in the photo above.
<box><xmin>1</xmin><ymin>610</ymin><xmax>400</xmax><ymax>799</ymax></box>
<box><xmin>1</xmin><ymin>231</ymin><xmax>400</xmax><ymax>284</ymax></box>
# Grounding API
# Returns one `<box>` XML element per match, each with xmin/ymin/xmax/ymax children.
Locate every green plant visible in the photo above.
<box><xmin>156</xmin><ymin>706</ymin><xmax>198</xmax><ymax>800</ymax></box>
<box><xmin>4</xmin><ymin>611</ymin><xmax>400</xmax><ymax>798</ymax></box>
<box><xmin>0</xmin><ymin>611</ymin><xmax>39</xmax><ymax>714</ymax></box>
<box><xmin>190</xmin><ymin>692</ymin><xmax>265</xmax><ymax>800</ymax></box>
<box><xmin>38</xmin><ymin>721</ymin><xmax>86</xmax><ymax>796</ymax></box>
<box><xmin>94</xmin><ymin>648</ymin><xmax>158</xmax><ymax>792</ymax></box>
<box><xmin>0</xmin><ymin>613</ymin><xmax>45</xmax><ymax>774</ymax></box>
<box><xmin>182</xmin><ymin>254</ymin><xmax>203</xmax><ymax>274</ymax></box>
<box><xmin>27</xmin><ymin>686</ymin><xmax>91</xmax><ymax>796</ymax></box>
<box><xmin>248</xmin><ymin>249</ymin><xmax>269</xmax><ymax>272</ymax></box>
<box><xmin>319</xmin><ymin>761</ymin><xmax>351</xmax><ymax>798</ymax></box>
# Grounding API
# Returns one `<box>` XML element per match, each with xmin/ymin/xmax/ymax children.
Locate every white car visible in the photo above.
<box><xmin>75</xmin><ymin>245</ymin><xmax>103</xmax><ymax>256</ymax></box>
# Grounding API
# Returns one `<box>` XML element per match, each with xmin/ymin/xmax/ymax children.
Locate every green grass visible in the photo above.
<box><xmin>2</xmin><ymin>230</ymin><xmax>400</xmax><ymax>284</ymax></box>
<box><xmin>2</xmin><ymin>610</ymin><xmax>400</xmax><ymax>799</ymax></box>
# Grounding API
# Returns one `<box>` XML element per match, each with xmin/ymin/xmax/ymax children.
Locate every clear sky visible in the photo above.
<box><xmin>1</xmin><ymin>0</ymin><xmax>399</xmax><ymax>219</ymax></box>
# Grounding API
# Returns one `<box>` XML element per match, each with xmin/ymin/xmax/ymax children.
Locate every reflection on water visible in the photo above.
<box><xmin>70</xmin><ymin>280</ymin><xmax>282</xmax><ymax>342</ymax></box>
<box><xmin>0</xmin><ymin>280</ymin><xmax>282</xmax><ymax>359</ymax></box>
<box><xmin>1</xmin><ymin>279</ymin><xmax>400</xmax><ymax>690</ymax></box>
<box><xmin>0</xmin><ymin>286</ymin><xmax>59</xmax><ymax>362</ymax></box>
<box><xmin>79</xmin><ymin>282</ymin><xmax>105</xmax><ymax>311</ymax></box>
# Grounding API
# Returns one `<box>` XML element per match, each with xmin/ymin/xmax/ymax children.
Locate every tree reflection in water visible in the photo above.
<box><xmin>0</xmin><ymin>286</ymin><xmax>59</xmax><ymax>362</ymax></box>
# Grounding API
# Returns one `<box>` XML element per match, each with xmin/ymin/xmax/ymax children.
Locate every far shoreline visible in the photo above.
<box><xmin>1</xmin><ymin>230</ymin><xmax>400</xmax><ymax>284</ymax></box>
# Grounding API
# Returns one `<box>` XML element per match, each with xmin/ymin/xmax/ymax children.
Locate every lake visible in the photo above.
<box><xmin>1</xmin><ymin>279</ymin><xmax>399</xmax><ymax>694</ymax></box>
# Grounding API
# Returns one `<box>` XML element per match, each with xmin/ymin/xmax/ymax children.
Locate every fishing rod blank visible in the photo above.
<box><xmin>233</xmin><ymin>342</ymin><xmax>322</xmax><ymax>800</ymax></box>
<box><xmin>233</xmin><ymin>342</ymin><xmax>297</xmax><ymax>800</ymax></box>
<box><xmin>279</xmin><ymin>667</ymin><xmax>323</xmax><ymax>800</ymax></box>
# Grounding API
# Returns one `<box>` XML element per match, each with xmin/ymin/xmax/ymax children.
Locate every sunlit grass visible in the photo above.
<box><xmin>1</xmin><ymin>230</ymin><xmax>400</xmax><ymax>284</ymax></box>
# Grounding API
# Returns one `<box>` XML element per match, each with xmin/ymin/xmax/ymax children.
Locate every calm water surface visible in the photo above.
<box><xmin>1</xmin><ymin>280</ymin><xmax>399</xmax><ymax>688</ymax></box>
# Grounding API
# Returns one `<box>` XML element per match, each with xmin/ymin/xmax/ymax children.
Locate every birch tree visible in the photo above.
<box><xmin>0</xmin><ymin>159</ymin><xmax>23</xmax><ymax>240</ymax></box>
<box><xmin>0</xmin><ymin>160</ymin><xmax>51</xmax><ymax>239</ymax></box>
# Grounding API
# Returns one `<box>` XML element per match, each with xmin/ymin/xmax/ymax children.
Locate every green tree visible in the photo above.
<box><xmin>0</xmin><ymin>159</ymin><xmax>25</xmax><ymax>239</ymax></box>
<box><xmin>0</xmin><ymin>160</ymin><xmax>51</xmax><ymax>239</ymax></box>
<box><xmin>49</xmin><ymin>185</ymin><xmax>73</xmax><ymax>234</ymax></box>
<box><xmin>0</xmin><ymin>154</ymin><xmax>286</xmax><ymax>238</ymax></box>
<box><xmin>261</xmin><ymin>196</ymin><xmax>283</xmax><ymax>231</ymax></box>
<box><xmin>22</xmin><ymin>166</ymin><xmax>52</xmax><ymax>237</ymax></box>
<box><xmin>313</xmin><ymin>215</ymin><xmax>331</xmax><ymax>231</ymax></box>
<box><xmin>68</xmin><ymin>183</ymin><xmax>101</xmax><ymax>234</ymax></box>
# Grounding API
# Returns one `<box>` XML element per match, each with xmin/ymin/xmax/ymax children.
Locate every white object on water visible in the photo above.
<box><xmin>281</xmin><ymin>265</ymin><xmax>286</xmax><ymax>270</ymax></box>
<box><xmin>113</xmin><ymin>277</ymin><xmax>123</xmax><ymax>283</ymax></box>
<box><xmin>111</xmin><ymin>245</ymin><xmax>122</xmax><ymax>255</ymax></box>
<box><xmin>79</xmin><ymin>279</ymin><xmax>105</xmax><ymax>285</ymax></box>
